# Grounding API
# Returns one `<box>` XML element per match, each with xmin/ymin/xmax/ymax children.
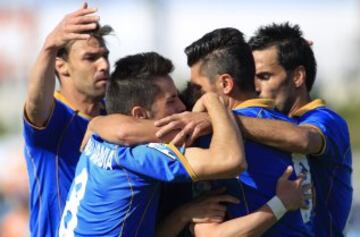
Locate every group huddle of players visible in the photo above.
<box><xmin>23</xmin><ymin>2</ymin><xmax>352</xmax><ymax>237</ymax></box>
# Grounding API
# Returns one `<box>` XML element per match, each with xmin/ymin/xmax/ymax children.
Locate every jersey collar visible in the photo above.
<box><xmin>54</xmin><ymin>91</ymin><xmax>104</xmax><ymax>120</ymax></box>
<box><xmin>291</xmin><ymin>99</ymin><xmax>326</xmax><ymax>117</ymax></box>
<box><xmin>233</xmin><ymin>98</ymin><xmax>275</xmax><ymax>110</ymax></box>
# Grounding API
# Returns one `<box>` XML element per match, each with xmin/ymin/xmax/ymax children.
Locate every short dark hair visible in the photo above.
<box><xmin>105</xmin><ymin>52</ymin><xmax>174</xmax><ymax>115</ymax></box>
<box><xmin>56</xmin><ymin>24</ymin><xmax>113</xmax><ymax>60</ymax></box>
<box><xmin>249</xmin><ymin>22</ymin><xmax>317</xmax><ymax>91</ymax></box>
<box><xmin>185</xmin><ymin>27</ymin><xmax>255</xmax><ymax>92</ymax></box>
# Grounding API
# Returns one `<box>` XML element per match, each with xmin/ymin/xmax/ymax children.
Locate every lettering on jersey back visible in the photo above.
<box><xmin>83</xmin><ymin>138</ymin><xmax>116</xmax><ymax>170</ymax></box>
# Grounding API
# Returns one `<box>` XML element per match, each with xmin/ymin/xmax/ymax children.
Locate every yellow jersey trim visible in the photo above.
<box><xmin>54</xmin><ymin>91</ymin><xmax>93</xmax><ymax>120</ymax></box>
<box><xmin>233</xmin><ymin>98</ymin><xmax>275</xmax><ymax>110</ymax></box>
<box><xmin>166</xmin><ymin>143</ymin><xmax>200</xmax><ymax>182</ymax></box>
<box><xmin>300</xmin><ymin>124</ymin><xmax>327</xmax><ymax>156</ymax></box>
<box><xmin>291</xmin><ymin>99</ymin><xmax>326</xmax><ymax>118</ymax></box>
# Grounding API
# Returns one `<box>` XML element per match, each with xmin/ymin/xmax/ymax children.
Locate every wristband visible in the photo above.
<box><xmin>267</xmin><ymin>196</ymin><xmax>287</xmax><ymax>220</ymax></box>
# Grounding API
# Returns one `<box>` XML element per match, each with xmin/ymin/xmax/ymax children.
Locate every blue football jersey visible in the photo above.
<box><xmin>293</xmin><ymin>99</ymin><xmax>352</xmax><ymax>237</ymax></box>
<box><xmin>59</xmin><ymin>135</ymin><xmax>195</xmax><ymax>237</ymax></box>
<box><xmin>23</xmin><ymin>91</ymin><xmax>99</xmax><ymax>237</ymax></box>
<box><xmin>194</xmin><ymin>98</ymin><xmax>314</xmax><ymax>237</ymax></box>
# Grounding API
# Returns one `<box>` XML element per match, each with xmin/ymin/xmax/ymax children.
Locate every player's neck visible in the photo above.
<box><xmin>228</xmin><ymin>90</ymin><xmax>258</xmax><ymax>108</ymax></box>
<box><xmin>59</xmin><ymin>88</ymin><xmax>103</xmax><ymax>117</ymax></box>
<box><xmin>288</xmin><ymin>92</ymin><xmax>312</xmax><ymax>117</ymax></box>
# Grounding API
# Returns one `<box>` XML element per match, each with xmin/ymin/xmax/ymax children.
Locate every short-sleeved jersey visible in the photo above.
<box><xmin>293</xmin><ymin>99</ymin><xmax>352</xmax><ymax>237</ymax></box>
<box><xmin>194</xmin><ymin>98</ymin><xmax>314</xmax><ymax>237</ymax></box>
<box><xmin>23</xmin><ymin>91</ymin><xmax>102</xmax><ymax>237</ymax></box>
<box><xmin>58</xmin><ymin>135</ymin><xmax>195</xmax><ymax>237</ymax></box>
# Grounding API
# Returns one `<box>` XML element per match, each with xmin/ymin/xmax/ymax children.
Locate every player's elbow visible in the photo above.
<box><xmin>229</xmin><ymin>154</ymin><xmax>247</xmax><ymax>175</ymax></box>
<box><xmin>112</xmin><ymin>129</ymin><xmax>132</xmax><ymax>146</ymax></box>
<box><xmin>24</xmin><ymin>101</ymin><xmax>49</xmax><ymax>127</ymax></box>
<box><xmin>298</xmin><ymin>132</ymin><xmax>312</xmax><ymax>154</ymax></box>
<box><xmin>219</xmin><ymin>152</ymin><xmax>247</xmax><ymax>178</ymax></box>
<box><xmin>294</xmin><ymin>129</ymin><xmax>321</xmax><ymax>154</ymax></box>
<box><xmin>229</xmin><ymin>148</ymin><xmax>247</xmax><ymax>172</ymax></box>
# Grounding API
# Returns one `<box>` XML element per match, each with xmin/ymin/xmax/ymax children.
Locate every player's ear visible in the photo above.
<box><xmin>218</xmin><ymin>73</ymin><xmax>234</xmax><ymax>95</ymax></box>
<box><xmin>131</xmin><ymin>106</ymin><xmax>150</xmax><ymax>119</ymax></box>
<box><xmin>55</xmin><ymin>57</ymin><xmax>70</xmax><ymax>78</ymax></box>
<box><xmin>293</xmin><ymin>66</ymin><xmax>306</xmax><ymax>88</ymax></box>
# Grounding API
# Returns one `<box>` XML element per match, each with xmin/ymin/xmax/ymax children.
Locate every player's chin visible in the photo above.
<box><xmin>92</xmin><ymin>86</ymin><xmax>107</xmax><ymax>98</ymax></box>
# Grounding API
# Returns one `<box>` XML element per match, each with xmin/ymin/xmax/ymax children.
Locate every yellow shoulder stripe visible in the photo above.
<box><xmin>166</xmin><ymin>143</ymin><xmax>200</xmax><ymax>182</ymax></box>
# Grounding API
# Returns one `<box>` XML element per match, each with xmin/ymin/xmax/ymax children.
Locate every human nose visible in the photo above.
<box><xmin>255</xmin><ymin>78</ymin><xmax>262</xmax><ymax>95</ymax></box>
<box><xmin>98</xmin><ymin>57</ymin><xmax>109</xmax><ymax>73</ymax></box>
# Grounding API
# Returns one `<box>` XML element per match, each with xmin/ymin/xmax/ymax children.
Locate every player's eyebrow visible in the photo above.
<box><xmin>82</xmin><ymin>48</ymin><xmax>109</xmax><ymax>57</ymax></box>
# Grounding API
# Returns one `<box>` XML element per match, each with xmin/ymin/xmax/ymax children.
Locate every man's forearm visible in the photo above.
<box><xmin>89</xmin><ymin>115</ymin><xmax>160</xmax><ymax>145</ymax></box>
<box><xmin>194</xmin><ymin>94</ymin><xmax>246</xmax><ymax>179</ymax></box>
<box><xmin>156</xmin><ymin>207</ymin><xmax>189</xmax><ymax>237</ymax></box>
<box><xmin>25</xmin><ymin>45</ymin><xmax>57</xmax><ymax>127</ymax></box>
<box><xmin>206</xmin><ymin>95</ymin><xmax>246</xmax><ymax>176</ymax></box>
<box><xmin>194</xmin><ymin>205</ymin><xmax>277</xmax><ymax>237</ymax></box>
<box><xmin>237</xmin><ymin>116</ymin><xmax>323</xmax><ymax>155</ymax></box>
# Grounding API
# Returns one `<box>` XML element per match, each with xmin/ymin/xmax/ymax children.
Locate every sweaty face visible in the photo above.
<box><xmin>150</xmin><ymin>77</ymin><xmax>186</xmax><ymax>120</ymax></box>
<box><xmin>253</xmin><ymin>46</ymin><xmax>296</xmax><ymax>114</ymax></box>
<box><xmin>66</xmin><ymin>37</ymin><xmax>110</xmax><ymax>100</ymax></box>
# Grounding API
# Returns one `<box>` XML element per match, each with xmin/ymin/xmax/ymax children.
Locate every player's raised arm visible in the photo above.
<box><xmin>25</xmin><ymin>3</ymin><xmax>99</xmax><ymax>127</ymax></box>
<box><xmin>184</xmin><ymin>92</ymin><xmax>247</xmax><ymax>180</ymax></box>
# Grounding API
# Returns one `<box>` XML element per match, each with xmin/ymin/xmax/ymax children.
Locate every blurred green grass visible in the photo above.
<box><xmin>336</xmin><ymin>103</ymin><xmax>360</xmax><ymax>151</ymax></box>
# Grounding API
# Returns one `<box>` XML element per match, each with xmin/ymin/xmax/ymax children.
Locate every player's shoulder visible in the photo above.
<box><xmin>138</xmin><ymin>143</ymin><xmax>183</xmax><ymax>160</ymax></box>
<box><xmin>300</xmin><ymin>106</ymin><xmax>347</xmax><ymax>129</ymax></box>
<box><xmin>82</xmin><ymin>135</ymin><xmax>119</xmax><ymax>170</ymax></box>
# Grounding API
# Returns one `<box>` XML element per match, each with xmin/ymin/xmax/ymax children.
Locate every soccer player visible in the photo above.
<box><xmin>182</xmin><ymin>27</ymin><xmax>313</xmax><ymax>237</ymax></box>
<box><xmin>155</xmin><ymin>24</ymin><xmax>352</xmax><ymax>237</ymax></box>
<box><xmin>246</xmin><ymin>22</ymin><xmax>352</xmax><ymax>236</ymax></box>
<box><xmin>23</xmin><ymin>3</ymin><xmax>111</xmax><ymax>236</ymax></box>
<box><xmin>58</xmin><ymin>52</ymin><xmax>247</xmax><ymax>237</ymax></box>
<box><xmin>86</xmin><ymin>29</ymin><xmax>311</xmax><ymax>237</ymax></box>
